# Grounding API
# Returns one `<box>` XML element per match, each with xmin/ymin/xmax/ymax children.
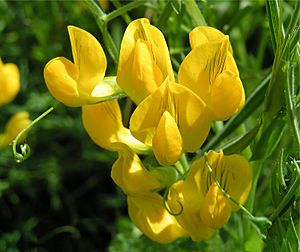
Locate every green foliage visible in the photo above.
<box><xmin>0</xmin><ymin>0</ymin><xmax>299</xmax><ymax>251</ymax></box>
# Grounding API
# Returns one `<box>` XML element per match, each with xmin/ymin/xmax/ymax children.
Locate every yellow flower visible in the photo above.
<box><xmin>44</xmin><ymin>26</ymin><xmax>118</xmax><ymax>107</ymax></box>
<box><xmin>130</xmin><ymin>77</ymin><xmax>211</xmax><ymax>166</ymax></box>
<box><xmin>0</xmin><ymin>112</ymin><xmax>31</xmax><ymax>149</ymax></box>
<box><xmin>127</xmin><ymin>192</ymin><xmax>187</xmax><ymax>243</ymax></box>
<box><xmin>168</xmin><ymin>180</ymin><xmax>213</xmax><ymax>241</ymax></box>
<box><xmin>0</xmin><ymin>58</ymin><xmax>20</xmax><ymax>107</ymax></box>
<box><xmin>178</xmin><ymin>26</ymin><xmax>245</xmax><ymax>120</ymax></box>
<box><xmin>117</xmin><ymin>18</ymin><xmax>174</xmax><ymax>104</ymax></box>
<box><xmin>111</xmin><ymin>143</ymin><xmax>161</xmax><ymax>195</ymax></box>
<box><xmin>82</xmin><ymin>100</ymin><xmax>150</xmax><ymax>154</ymax></box>
<box><xmin>168</xmin><ymin>150</ymin><xmax>252</xmax><ymax>241</ymax></box>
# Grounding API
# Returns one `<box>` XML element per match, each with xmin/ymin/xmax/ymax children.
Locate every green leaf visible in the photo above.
<box><xmin>171</xmin><ymin>0</ymin><xmax>182</xmax><ymax>15</ymax></box>
<box><xmin>284</xmin><ymin>47</ymin><xmax>300</xmax><ymax>157</ymax></box>
<box><xmin>223</xmin><ymin>5</ymin><xmax>255</xmax><ymax>34</ymax></box>
<box><xmin>183</xmin><ymin>0</ymin><xmax>206</xmax><ymax>26</ymax></box>
<box><xmin>222</xmin><ymin>122</ymin><xmax>261</xmax><ymax>155</ymax></box>
<box><xmin>271</xmin><ymin>149</ymin><xmax>287</xmax><ymax>205</ymax></box>
<box><xmin>264</xmin><ymin>0</ymin><xmax>299</xmax><ymax>122</ymax></box>
<box><xmin>270</xmin><ymin>159</ymin><xmax>300</xmax><ymax>222</ymax></box>
<box><xmin>251</xmin><ymin>110</ymin><xmax>286</xmax><ymax>160</ymax></box>
<box><xmin>104</xmin><ymin>0</ymin><xmax>146</xmax><ymax>23</ymax></box>
<box><xmin>266</xmin><ymin>0</ymin><xmax>285</xmax><ymax>51</ymax></box>
<box><xmin>155</xmin><ymin>2</ymin><xmax>173</xmax><ymax>29</ymax></box>
<box><xmin>244</xmin><ymin>230</ymin><xmax>264</xmax><ymax>252</ymax></box>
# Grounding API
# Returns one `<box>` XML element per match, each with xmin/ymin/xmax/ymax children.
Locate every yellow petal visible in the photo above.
<box><xmin>0</xmin><ymin>60</ymin><xmax>20</xmax><ymax>107</ymax></box>
<box><xmin>178</xmin><ymin>41</ymin><xmax>223</xmax><ymax>105</ymax></box>
<box><xmin>127</xmin><ymin>193</ymin><xmax>187</xmax><ymax>243</ymax></box>
<box><xmin>82</xmin><ymin>101</ymin><xmax>149</xmax><ymax>153</ymax></box>
<box><xmin>194</xmin><ymin>150</ymin><xmax>252</xmax><ymax>211</ymax></box>
<box><xmin>82</xmin><ymin>100</ymin><xmax>123</xmax><ymax>150</ymax></box>
<box><xmin>130</xmin><ymin>78</ymin><xmax>211</xmax><ymax>154</ymax></box>
<box><xmin>143</xmin><ymin>22</ymin><xmax>174</xmax><ymax>82</ymax></box>
<box><xmin>189</xmin><ymin>26</ymin><xmax>233</xmax><ymax>53</ymax></box>
<box><xmin>117</xmin><ymin>18</ymin><xmax>174</xmax><ymax>103</ymax></box>
<box><xmin>179</xmin><ymin>38</ymin><xmax>243</xmax><ymax>121</ymax></box>
<box><xmin>130</xmin><ymin>39</ymin><xmax>163</xmax><ymax>102</ymax></box>
<box><xmin>44</xmin><ymin>26</ymin><xmax>108</xmax><ymax>106</ymax></box>
<box><xmin>0</xmin><ymin>112</ymin><xmax>31</xmax><ymax>148</ymax></box>
<box><xmin>152</xmin><ymin>111</ymin><xmax>182</xmax><ymax>166</ymax></box>
<box><xmin>211</xmin><ymin>70</ymin><xmax>245</xmax><ymax>120</ymax></box>
<box><xmin>222</xmin><ymin>152</ymin><xmax>252</xmax><ymax>209</ymax></box>
<box><xmin>44</xmin><ymin>57</ymin><xmax>81</xmax><ymax>106</ymax></box>
<box><xmin>111</xmin><ymin>143</ymin><xmax>161</xmax><ymax>195</ymax></box>
<box><xmin>225</xmin><ymin>52</ymin><xmax>239</xmax><ymax>73</ymax></box>
<box><xmin>68</xmin><ymin>26</ymin><xmax>107</xmax><ymax>97</ymax></box>
<box><xmin>200</xmin><ymin>182</ymin><xmax>231</xmax><ymax>229</ymax></box>
<box><xmin>168</xmin><ymin>181</ymin><xmax>213</xmax><ymax>241</ymax></box>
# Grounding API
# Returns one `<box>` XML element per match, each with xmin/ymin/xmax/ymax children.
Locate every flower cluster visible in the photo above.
<box><xmin>0</xmin><ymin>58</ymin><xmax>31</xmax><ymax>149</ymax></box>
<box><xmin>44</xmin><ymin>18</ymin><xmax>252</xmax><ymax>243</ymax></box>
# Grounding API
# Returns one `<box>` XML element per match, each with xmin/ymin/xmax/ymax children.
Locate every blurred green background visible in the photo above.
<box><xmin>0</xmin><ymin>0</ymin><xmax>299</xmax><ymax>251</ymax></box>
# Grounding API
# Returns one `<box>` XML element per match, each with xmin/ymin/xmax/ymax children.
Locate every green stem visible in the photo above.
<box><xmin>174</xmin><ymin>161</ymin><xmax>185</xmax><ymax>176</ymax></box>
<box><xmin>155</xmin><ymin>1</ymin><xmax>173</xmax><ymax>29</ymax></box>
<box><xmin>269</xmin><ymin>161</ymin><xmax>300</xmax><ymax>222</ymax></box>
<box><xmin>246</xmin><ymin>160</ymin><xmax>264</xmax><ymax>213</ymax></box>
<box><xmin>12</xmin><ymin>104</ymin><xmax>59</xmax><ymax>163</ymax></box>
<box><xmin>284</xmin><ymin>59</ymin><xmax>300</xmax><ymax>158</ymax></box>
<box><xmin>105</xmin><ymin>0</ymin><xmax>146</xmax><ymax>24</ymax></box>
<box><xmin>179</xmin><ymin>153</ymin><xmax>189</xmax><ymax>173</ymax></box>
<box><xmin>84</xmin><ymin>0</ymin><xmax>119</xmax><ymax>63</ymax></box>
<box><xmin>183</xmin><ymin>0</ymin><xmax>206</xmax><ymax>26</ymax></box>
<box><xmin>85</xmin><ymin>0</ymin><xmax>106</xmax><ymax>19</ymax></box>
<box><xmin>111</xmin><ymin>0</ymin><xmax>132</xmax><ymax>24</ymax></box>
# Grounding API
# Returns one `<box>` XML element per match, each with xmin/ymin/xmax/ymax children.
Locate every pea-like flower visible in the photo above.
<box><xmin>130</xmin><ymin>77</ymin><xmax>211</xmax><ymax>166</ymax></box>
<box><xmin>178</xmin><ymin>26</ymin><xmax>245</xmax><ymax>120</ymax></box>
<box><xmin>110</xmin><ymin>143</ymin><xmax>161</xmax><ymax>195</ymax></box>
<box><xmin>0</xmin><ymin>112</ymin><xmax>31</xmax><ymax>149</ymax></box>
<box><xmin>168</xmin><ymin>150</ymin><xmax>252</xmax><ymax>241</ymax></box>
<box><xmin>82</xmin><ymin>100</ymin><xmax>150</xmax><ymax>154</ymax></box>
<box><xmin>0</xmin><ymin>58</ymin><xmax>20</xmax><ymax>107</ymax></box>
<box><xmin>44</xmin><ymin>26</ymin><xmax>121</xmax><ymax>106</ymax></box>
<box><xmin>128</xmin><ymin>192</ymin><xmax>187</xmax><ymax>243</ymax></box>
<box><xmin>110</xmin><ymin>142</ymin><xmax>186</xmax><ymax>243</ymax></box>
<box><xmin>117</xmin><ymin>18</ymin><xmax>174</xmax><ymax>104</ymax></box>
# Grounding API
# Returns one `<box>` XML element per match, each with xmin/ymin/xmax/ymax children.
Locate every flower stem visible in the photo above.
<box><xmin>84</xmin><ymin>0</ymin><xmax>119</xmax><ymax>63</ymax></box>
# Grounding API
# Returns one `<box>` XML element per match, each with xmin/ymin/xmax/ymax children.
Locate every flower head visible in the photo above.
<box><xmin>130</xmin><ymin>77</ymin><xmax>211</xmax><ymax>166</ymax></box>
<box><xmin>82</xmin><ymin>100</ymin><xmax>150</xmax><ymax>154</ymax></box>
<box><xmin>0</xmin><ymin>58</ymin><xmax>20</xmax><ymax>107</ymax></box>
<box><xmin>117</xmin><ymin>18</ymin><xmax>174</xmax><ymax>104</ymax></box>
<box><xmin>128</xmin><ymin>192</ymin><xmax>187</xmax><ymax>243</ymax></box>
<box><xmin>179</xmin><ymin>26</ymin><xmax>245</xmax><ymax>120</ymax></box>
<box><xmin>111</xmin><ymin>143</ymin><xmax>161</xmax><ymax>195</ymax></box>
<box><xmin>44</xmin><ymin>26</ymin><xmax>114</xmax><ymax>106</ymax></box>
<box><xmin>0</xmin><ymin>112</ymin><xmax>31</xmax><ymax>149</ymax></box>
<box><xmin>168</xmin><ymin>150</ymin><xmax>252</xmax><ymax>241</ymax></box>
